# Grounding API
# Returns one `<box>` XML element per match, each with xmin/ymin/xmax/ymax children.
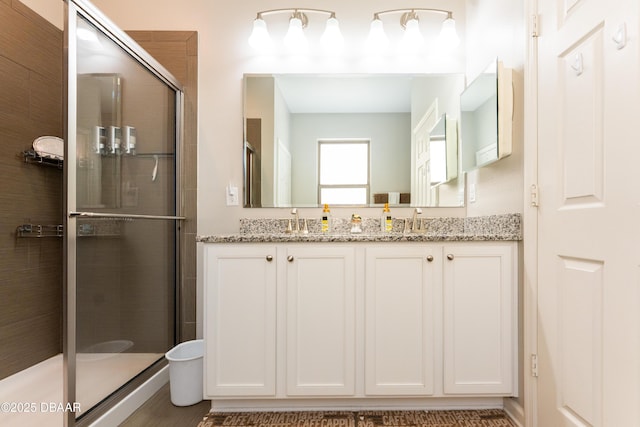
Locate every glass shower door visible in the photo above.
<box><xmin>64</xmin><ymin>0</ymin><xmax>183</xmax><ymax>423</ymax></box>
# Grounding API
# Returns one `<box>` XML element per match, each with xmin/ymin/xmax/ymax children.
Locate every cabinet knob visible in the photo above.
<box><xmin>426</xmin><ymin>255</ymin><xmax>434</xmax><ymax>262</ymax></box>
<box><xmin>266</xmin><ymin>255</ymin><xmax>273</xmax><ymax>262</ymax></box>
<box><xmin>287</xmin><ymin>255</ymin><xmax>294</xmax><ymax>262</ymax></box>
<box><xmin>447</xmin><ymin>254</ymin><xmax>454</xmax><ymax>261</ymax></box>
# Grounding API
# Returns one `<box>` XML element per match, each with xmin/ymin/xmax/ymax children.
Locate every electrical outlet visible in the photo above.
<box><xmin>226</xmin><ymin>185</ymin><xmax>239</xmax><ymax>206</ymax></box>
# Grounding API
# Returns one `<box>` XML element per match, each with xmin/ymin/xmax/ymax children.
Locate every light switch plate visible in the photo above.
<box><xmin>469</xmin><ymin>184</ymin><xmax>476</xmax><ymax>203</ymax></box>
<box><xmin>226</xmin><ymin>185</ymin><xmax>239</xmax><ymax>206</ymax></box>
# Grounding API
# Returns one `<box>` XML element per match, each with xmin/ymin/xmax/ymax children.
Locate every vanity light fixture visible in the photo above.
<box><xmin>248</xmin><ymin>8</ymin><xmax>344</xmax><ymax>54</ymax></box>
<box><xmin>365</xmin><ymin>16</ymin><xmax>390</xmax><ymax>53</ymax></box>
<box><xmin>367</xmin><ymin>8</ymin><xmax>460</xmax><ymax>54</ymax></box>
<box><xmin>248</xmin><ymin>16</ymin><xmax>273</xmax><ymax>51</ymax></box>
<box><xmin>283</xmin><ymin>11</ymin><xmax>308</xmax><ymax>53</ymax></box>
<box><xmin>400</xmin><ymin>10</ymin><xmax>424</xmax><ymax>53</ymax></box>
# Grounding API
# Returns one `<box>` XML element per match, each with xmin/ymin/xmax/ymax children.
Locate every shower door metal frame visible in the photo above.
<box><xmin>63</xmin><ymin>1</ymin><xmax>184</xmax><ymax>425</ymax></box>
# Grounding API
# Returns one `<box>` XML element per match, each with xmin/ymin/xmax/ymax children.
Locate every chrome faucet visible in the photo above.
<box><xmin>291</xmin><ymin>208</ymin><xmax>300</xmax><ymax>233</ymax></box>
<box><xmin>411</xmin><ymin>208</ymin><xmax>423</xmax><ymax>233</ymax></box>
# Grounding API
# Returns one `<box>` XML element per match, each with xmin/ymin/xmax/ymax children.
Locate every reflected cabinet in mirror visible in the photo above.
<box><xmin>243</xmin><ymin>74</ymin><xmax>466</xmax><ymax>208</ymax></box>
<box><xmin>460</xmin><ymin>60</ymin><xmax>513</xmax><ymax>172</ymax></box>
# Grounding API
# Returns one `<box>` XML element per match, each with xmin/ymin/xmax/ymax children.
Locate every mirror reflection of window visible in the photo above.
<box><xmin>318</xmin><ymin>140</ymin><xmax>370</xmax><ymax>205</ymax></box>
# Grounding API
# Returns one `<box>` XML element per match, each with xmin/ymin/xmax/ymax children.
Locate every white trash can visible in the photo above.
<box><xmin>165</xmin><ymin>339</ymin><xmax>204</xmax><ymax>406</ymax></box>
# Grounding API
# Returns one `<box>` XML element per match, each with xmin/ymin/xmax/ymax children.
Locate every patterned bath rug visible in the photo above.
<box><xmin>198</xmin><ymin>411</ymin><xmax>355</xmax><ymax>427</ymax></box>
<box><xmin>197</xmin><ymin>410</ymin><xmax>517</xmax><ymax>427</ymax></box>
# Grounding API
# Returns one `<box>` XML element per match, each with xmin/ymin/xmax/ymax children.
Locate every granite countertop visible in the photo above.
<box><xmin>197</xmin><ymin>213</ymin><xmax>522</xmax><ymax>243</ymax></box>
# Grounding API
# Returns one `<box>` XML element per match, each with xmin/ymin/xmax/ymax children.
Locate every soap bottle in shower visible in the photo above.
<box><xmin>381</xmin><ymin>203</ymin><xmax>393</xmax><ymax>232</ymax></box>
<box><xmin>109</xmin><ymin>126</ymin><xmax>121</xmax><ymax>155</ymax></box>
<box><xmin>321</xmin><ymin>204</ymin><xmax>331</xmax><ymax>233</ymax></box>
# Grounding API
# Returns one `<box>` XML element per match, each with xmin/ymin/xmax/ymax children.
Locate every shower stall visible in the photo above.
<box><xmin>0</xmin><ymin>0</ymin><xmax>184</xmax><ymax>425</ymax></box>
<box><xmin>65</xmin><ymin>0</ymin><xmax>185</xmax><ymax>424</ymax></box>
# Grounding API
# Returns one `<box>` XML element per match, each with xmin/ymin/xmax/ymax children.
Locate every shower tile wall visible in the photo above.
<box><xmin>76</xmin><ymin>65</ymin><xmax>177</xmax><ymax>352</ymax></box>
<box><xmin>127</xmin><ymin>30</ymin><xmax>198</xmax><ymax>342</ymax></box>
<box><xmin>76</xmin><ymin>237</ymin><xmax>124</xmax><ymax>349</ymax></box>
<box><xmin>76</xmin><ymin>221</ymin><xmax>175</xmax><ymax>353</ymax></box>
<box><xmin>0</xmin><ymin>0</ymin><xmax>63</xmax><ymax>379</ymax></box>
<box><xmin>77</xmin><ymin>30</ymin><xmax>199</xmax><ymax>349</ymax></box>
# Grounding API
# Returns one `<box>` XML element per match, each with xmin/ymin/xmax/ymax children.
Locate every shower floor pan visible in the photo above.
<box><xmin>0</xmin><ymin>352</ymin><xmax>161</xmax><ymax>427</ymax></box>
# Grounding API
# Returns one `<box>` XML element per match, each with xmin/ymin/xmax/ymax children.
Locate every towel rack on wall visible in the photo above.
<box><xmin>17</xmin><ymin>224</ymin><xmax>64</xmax><ymax>238</ymax></box>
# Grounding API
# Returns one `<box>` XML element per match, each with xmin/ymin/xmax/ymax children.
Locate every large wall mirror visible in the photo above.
<box><xmin>243</xmin><ymin>73</ymin><xmax>466</xmax><ymax>208</ymax></box>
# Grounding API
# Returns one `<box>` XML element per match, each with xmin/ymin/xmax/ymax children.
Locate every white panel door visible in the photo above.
<box><xmin>285</xmin><ymin>245</ymin><xmax>356</xmax><ymax>396</ymax></box>
<box><xmin>442</xmin><ymin>243</ymin><xmax>516</xmax><ymax>395</ymax></box>
<box><xmin>536</xmin><ymin>0</ymin><xmax>640</xmax><ymax>425</ymax></box>
<box><xmin>412</xmin><ymin>101</ymin><xmax>438</xmax><ymax>207</ymax></box>
<box><xmin>364</xmin><ymin>245</ymin><xmax>439</xmax><ymax>395</ymax></box>
<box><xmin>203</xmin><ymin>245</ymin><xmax>277</xmax><ymax>397</ymax></box>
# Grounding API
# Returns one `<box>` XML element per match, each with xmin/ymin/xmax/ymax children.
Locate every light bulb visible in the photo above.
<box><xmin>365</xmin><ymin>18</ymin><xmax>389</xmax><ymax>54</ymax></box>
<box><xmin>438</xmin><ymin>17</ymin><xmax>460</xmax><ymax>50</ymax></box>
<box><xmin>400</xmin><ymin>17</ymin><xmax>424</xmax><ymax>53</ymax></box>
<box><xmin>284</xmin><ymin>17</ymin><xmax>308</xmax><ymax>53</ymax></box>
<box><xmin>248</xmin><ymin>17</ymin><xmax>273</xmax><ymax>51</ymax></box>
<box><xmin>320</xmin><ymin>16</ymin><xmax>344</xmax><ymax>54</ymax></box>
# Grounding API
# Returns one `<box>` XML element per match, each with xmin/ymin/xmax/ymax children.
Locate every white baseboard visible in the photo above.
<box><xmin>210</xmin><ymin>397</ymin><xmax>506</xmax><ymax>413</ymax></box>
<box><xmin>503</xmin><ymin>397</ymin><xmax>525</xmax><ymax>427</ymax></box>
<box><xmin>89</xmin><ymin>366</ymin><xmax>169</xmax><ymax>427</ymax></box>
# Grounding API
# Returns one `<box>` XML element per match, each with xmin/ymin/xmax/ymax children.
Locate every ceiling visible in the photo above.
<box><xmin>274</xmin><ymin>75</ymin><xmax>415</xmax><ymax>114</ymax></box>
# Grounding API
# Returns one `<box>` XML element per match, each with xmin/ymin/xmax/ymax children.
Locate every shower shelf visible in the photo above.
<box><xmin>16</xmin><ymin>223</ymin><xmax>126</xmax><ymax>238</ymax></box>
<box><xmin>23</xmin><ymin>150</ymin><xmax>63</xmax><ymax>168</ymax></box>
<box><xmin>17</xmin><ymin>224</ymin><xmax>64</xmax><ymax>238</ymax></box>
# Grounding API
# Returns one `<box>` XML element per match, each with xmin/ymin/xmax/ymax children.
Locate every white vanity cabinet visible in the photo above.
<box><xmin>202</xmin><ymin>240</ymin><xmax>518</xmax><ymax>402</ymax></box>
<box><xmin>364</xmin><ymin>245</ymin><xmax>439</xmax><ymax>396</ymax></box>
<box><xmin>283</xmin><ymin>245</ymin><xmax>357</xmax><ymax>396</ymax></box>
<box><xmin>203</xmin><ymin>244</ymin><xmax>277</xmax><ymax>397</ymax></box>
<box><xmin>442</xmin><ymin>243</ymin><xmax>517</xmax><ymax>395</ymax></box>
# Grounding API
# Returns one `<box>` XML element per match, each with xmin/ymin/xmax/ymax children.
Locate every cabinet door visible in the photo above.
<box><xmin>442</xmin><ymin>243</ymin><xmax>516</xmax><ymax>395</ymax></box>
<box><xmin>285</xmin><ymin>245</ymin><xmax>356</xmax><ymax>396</ymax></box>
<box><xmin>203</xmin><ymin>244</ymin><xmax>277</xmax><ymax>397</ymax></box>
<box><xmin>364</xmin><ymin>245</ymin><xmax>439</xmax><ymax>395</ymax></box>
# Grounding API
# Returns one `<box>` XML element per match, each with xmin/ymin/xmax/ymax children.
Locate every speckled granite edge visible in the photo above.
<box><xmin>464</xmin><ymin>213</ymin><xmax>521</xmax><ymax>237</ymax></box>
<box><xmin>197</xmin><ymin>213</ymin><xmax>521</xmax><ymax>243</ymax></box>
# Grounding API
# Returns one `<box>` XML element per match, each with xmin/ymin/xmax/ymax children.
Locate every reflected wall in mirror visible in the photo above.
<box><xmin>243</xmin><ymin>74</ymin><xmax>465</xmax><ymax>208</ymax></box>
<box><xmin>429</xmin><ymin>114</ymin><xmax>458</xmax><ymax>185</ymax></box>
<box><xmin>460</xmin><ymin>59</ymin><xmax>513</xmax><ymax>172</ymax></box>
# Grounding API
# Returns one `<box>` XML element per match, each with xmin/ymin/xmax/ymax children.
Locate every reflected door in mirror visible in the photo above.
<box><xmin>245</xmin><ymin>118</ymin><xmax>262</xmax><ymax>207</ymax></box>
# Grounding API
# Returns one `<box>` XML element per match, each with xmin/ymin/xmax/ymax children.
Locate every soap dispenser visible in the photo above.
<box><xmin>321</xmin><ymin>204</ymin><xmax>331</xmax><ymax>233</ymax></box>
<box><xmin>381</xmin><ymin>203</ymin><xmax>393</xmax><ymax>232</ymax></box>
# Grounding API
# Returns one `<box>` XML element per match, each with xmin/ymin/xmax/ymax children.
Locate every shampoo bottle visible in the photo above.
<box><xmin>381</xmin><ymin>203</ymin><xmax>393</xmax><ymax>232</ymax></box>
<box><xmin>321</xmin><ymin>204</ymin><xmax>331</xmax><ymax>233</ymax></box>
